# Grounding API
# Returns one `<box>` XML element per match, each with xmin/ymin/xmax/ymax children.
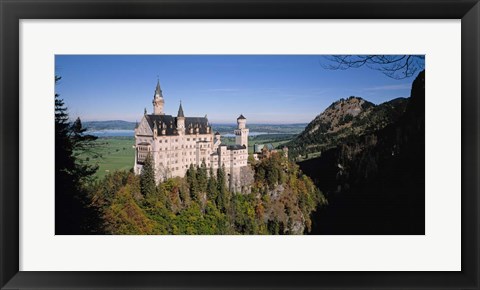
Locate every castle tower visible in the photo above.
<box><xmin>152</xmin><ymin>79</ymin><xmax>165</xmax><ymax>115</ymax></box>
<box><xmin>176</xmin><ymin>101</ymin><xmax>185</xmax><ymax>133</ymax></box>
<box><xmin>234</xmin><ymin>114</ymin><xmax>249</xmax><ymax>148</ymax></box>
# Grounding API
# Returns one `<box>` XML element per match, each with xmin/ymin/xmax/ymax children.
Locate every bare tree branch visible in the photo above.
<box><xmin>322</xmin><ymin>55</ymin><xmax>425</xmax><ymax>79</ymax></box>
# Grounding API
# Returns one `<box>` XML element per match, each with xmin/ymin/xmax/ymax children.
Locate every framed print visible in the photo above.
<box><xmin>1</xmin><ymin>0</ymin><xmax>479</xmax><ymax>289</ymax></box>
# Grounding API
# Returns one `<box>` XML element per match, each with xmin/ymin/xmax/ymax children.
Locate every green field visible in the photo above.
<box><xmin>80</xmin><ymin>136</ymin><xmax>135</xmax><ymax>180</ymax></box>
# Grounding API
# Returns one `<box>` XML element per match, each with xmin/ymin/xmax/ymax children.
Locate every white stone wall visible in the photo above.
<box><xmin>134</xmin><ymin>115</ymin><xmax>250</xmax><ymax>191</ymax></box>
<box><xmin>151</xmin><ymin>132</ymin><xmax>214</xmax><ymax>182</ymax></box>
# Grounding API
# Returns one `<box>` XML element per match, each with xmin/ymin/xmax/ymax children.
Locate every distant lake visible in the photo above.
<box><xmin>87</xmin><ymin>130</ymin><xmax>279</xmax><ymax>138</ymax></box>
<box><xmin>88</xmin><ymin>130</ymin><xmax>134</xmax><ymax>137</ymax></box>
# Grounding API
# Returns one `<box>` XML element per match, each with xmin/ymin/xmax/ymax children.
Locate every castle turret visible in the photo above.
<box><xmin>152</xmin><ymin>79</ymin><xmax>165</xmax><ymax>115</ymax></box>
<box><xmin>176</xmin><ymin>101</ymin><xmax>185</xmax><ymax>133</ymax></box>
<box><xmin>237</xmin><ymin>114</ymin><xmax>246</xmax><ymax>129</ymax></box>
<box><xmin>153</xmin><ymin>120</ymin><xmax>158</xmax><ymax>138</ymax></box>
<box><xmin>234</xmin><ymin>114</ymin><xmax>249</xmax><ymax>148</ymax></box>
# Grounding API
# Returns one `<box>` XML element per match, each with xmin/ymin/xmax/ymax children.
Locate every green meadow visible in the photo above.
<box><xmin>80</xmin><ymin>136</ymin><xmax>135</xmax><ymax>180</ymax></box>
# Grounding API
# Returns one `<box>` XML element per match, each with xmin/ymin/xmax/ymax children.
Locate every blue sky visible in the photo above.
<box><xmin>55</xmin><ymin>55</ymin><xmax>420</xmax><ymax>124</ymax></box>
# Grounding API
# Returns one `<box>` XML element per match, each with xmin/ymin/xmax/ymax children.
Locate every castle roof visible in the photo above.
<box><xmin>237</xmin><ymin>114</ymin><xmax>246</xmax><ymax>120</ymax></box>
<box><xmin>215</xmin><ymin>131</ymin><xmax>221</xmax><ymax>136</ymax></box>
<box><xmin>227</xmin><ymin>144</ymin><xmax>246</xmax><ymax>150</ymax></box>
<box><xmin>177</xmin><ymin>102</ymin><xmax>184</xmax><ymax>118</ymax></box>
<box><xmin>144</xmin><ymin>114</ymin><xmax>210</xmax><ymax>136</ymax></box>
<box><xmin>154</xmin><ymin>79</ymin><xmax>163</xmax><ymax>98</ymax></box>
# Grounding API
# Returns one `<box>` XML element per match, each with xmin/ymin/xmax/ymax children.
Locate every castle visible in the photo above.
<box><xmin>134</xmin><ymin>80</ymin><xmax>250</xmax><ymax>192</ymax></box>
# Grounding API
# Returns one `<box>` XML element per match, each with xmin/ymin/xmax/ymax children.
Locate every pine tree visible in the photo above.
<box><xmin>140</xmin><ymin>153</ymin><xmax>156</xmax><ymax>197</ymax></box>
<box><xmin>197</xmin><ymin>159</ymin><xmax>208</xmax><ymax>193</ymax></box>
<box><xmin>186</xmin><ymin>164</ymin><xmax>198</xmax><ymax>200</ymax></box>
<box><xmin>207</xmin><ymin>167</ymin><xmax>218</xmax><ymax>202</ymax></box>
<box><xmin>70</xmin><ymin>117</ymin><xmax>98</xmax><ymax>180</ymax></box>
<box><xmin>55</xmin><ymin>76</ymin><xmax>100</xmax><ymax>234</ymax></box>
<box><xmin>216</xmin><ymin>165</ymin><xmax>230</xmax><ymax>213</ymax></box>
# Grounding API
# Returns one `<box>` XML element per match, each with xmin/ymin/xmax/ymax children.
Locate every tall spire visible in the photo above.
<box><xmin>177</xmin><ymin>101</ymin><xmax>184</xmax><ymax>118</ymax></box>
<box><xmin>153</xmin><ymin>78</ymin><xmax>165</xmax><ymax>115</ymax></box>
<box><xmin>154</xmin><ymin>78</ymin><xmax>163</xmax><ymax>98</ymax></box>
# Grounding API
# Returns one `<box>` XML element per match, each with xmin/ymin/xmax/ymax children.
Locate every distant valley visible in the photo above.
<box><xmin>83</xmin><ymin>120</ymin><xmax>307</xmax><ymax>136</ymax></box>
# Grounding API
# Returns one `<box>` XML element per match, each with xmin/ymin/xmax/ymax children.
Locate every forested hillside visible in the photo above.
<box><xmin>89</xmin><ymin>152</ymin><xmax>325</xmax><ymax>235</ymax></box>
<box><xmin>298</xmin><ymin>70</ymin><xmax>425</xmax><ymax>234</ymax></box>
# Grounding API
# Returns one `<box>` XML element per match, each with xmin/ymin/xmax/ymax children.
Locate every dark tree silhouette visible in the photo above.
<box><xmin>323</xmin><ymin>55</ymin><xmax>425</xmax><ymax>79</ymax></box>
<box><xmin>55</xmin><ymin>76</ymin><xmax>100</xmax><ymax>234</ymax></box>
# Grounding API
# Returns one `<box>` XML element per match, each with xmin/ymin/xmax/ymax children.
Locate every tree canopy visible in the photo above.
<box><xmin>89</xmin><ymin>152</ymin><xmax>325</xmax><ymax>235</ymax></box>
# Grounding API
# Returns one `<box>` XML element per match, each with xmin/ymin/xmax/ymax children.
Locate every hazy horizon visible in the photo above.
<box><xmin>82</xmin><ymin>120</ymin><xmax>309</xmax><ymax>126</ymax></box>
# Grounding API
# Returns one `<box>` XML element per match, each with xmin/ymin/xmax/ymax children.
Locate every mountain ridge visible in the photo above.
<box><xmin>288</xmin><ymin>96</ymin><xmax>409</xmax><ymax>159</ymax></box>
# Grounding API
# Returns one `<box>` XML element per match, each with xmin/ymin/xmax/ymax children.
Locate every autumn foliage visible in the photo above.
<box><xmin>89</xmin><ymin>153</ymin><xmax>325</xmax><ymax>235</ymax></box>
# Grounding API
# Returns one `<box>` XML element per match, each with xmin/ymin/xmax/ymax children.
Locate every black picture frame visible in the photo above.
<box><xmin>1</xmin><ymin>0</ymin><xmax>479</xmax><ymax>289</ymax></box>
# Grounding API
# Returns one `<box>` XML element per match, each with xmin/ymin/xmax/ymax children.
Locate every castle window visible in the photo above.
<box><xmin>137</xmin><ymin>144</ymin><xmax>151</xmax><ymax>164</ymax></box>
<box><xmin>187</xmin><ymin>138</ymin><xmax>190</xmax><ymax>141</ymax></box>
